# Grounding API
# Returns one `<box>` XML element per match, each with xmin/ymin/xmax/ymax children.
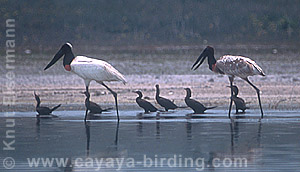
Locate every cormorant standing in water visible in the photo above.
<box><xmin>34</xmin><ymin>92</ymin><xmax>61</xmax><ymax>117</ymax></box>
<box><xmin>84</xmin><ymin>91</ymin><xmax>112</xmax><ymax>121</ymax></box>
<box><xmin>155</xmin><ymin>84</ymin><xmax>179</xmax><ymax>111</ymax></box>
<box><xmin>133</xmin><ymin>91</ymin><xmax>158</xmax><ymax>113</ymax></box>
<box><xmin>184</xmin><ymin>88</ymin><xmax>217</xmax><ymax>114</ymax></box>
<box><xmin>227</xmin><ymin>85</ymin><xmax>249</xmax><ymax>114</ymax></box>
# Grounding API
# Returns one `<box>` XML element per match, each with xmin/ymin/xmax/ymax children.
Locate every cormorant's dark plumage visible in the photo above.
<box><xmin>155</xmin><ymin>84</ymin><xmax>178</xmax><ymax>111</ymax></box>
<box><xmin>134</xmin><ymin>91</ymin><xmax>158</xmax><ymax>113</ymax></box>
<box><xmin>228</xmin><ymin>85</ymin><xmax>249</xmax><ymax>114</ymax></box>
<box><xmin>34</xmin><ymin>92</ymin><xmax>61</xmax><ymax>117</ymax></box>
<box><xmin>84</xmin><ymin>91</ymin><xmax>111</xmax><ymax>121</ymax></box>
<box><xmin>184</xmin><ymin>88</ymin><xmax>217</xmax><ymax>114</ymax></box>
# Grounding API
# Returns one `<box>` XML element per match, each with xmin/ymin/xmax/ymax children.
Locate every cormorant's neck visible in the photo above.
<box><xmin>185</xmin><ymin>91</ymin><xmax>191</xmax><ymax>99</ymax></box>
<box><xmin>155</xmin><ymin>87</ymin><xmax>160</xmax><ymax>98</ymax></box>
<box><xmin>136</xmin><ymin>93</ymin><xmax>142</xmax><ymax>99</ymax></box>
<box><xmin>85</xmin><ymin>97</ymin><xmax>90</xmax><ymax>105</ymax></box>
<box><xmin>36</xmin><ymin>101</ymin><xmax>40</xmax><ymax>108</ymax></box>
<box><xmin>233</xmin><ymin>92</ymin><xmax>238</xmax><ymax>97</ymax></box>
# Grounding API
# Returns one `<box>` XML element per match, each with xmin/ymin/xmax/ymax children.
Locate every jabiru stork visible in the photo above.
<box><xmin>44</xmin><ymin>42</ymin><xmax>126</xmax><ymax>121</ymax></box>
<box><xmin>34</xmin><ymin>92</ymin><xmax>61</xmax><ymax>117</ymax></box>
<box><xmin>191</xmin><ymin>46</ymin><xmax>265</xmax><ymax>118</ymax></box>
<box><xmin>184</xmin><ymin>88</ymin><xmax>217</xmax><ymax>114</ymax></box>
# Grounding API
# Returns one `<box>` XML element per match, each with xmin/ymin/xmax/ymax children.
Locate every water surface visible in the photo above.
<box><xmin>1</xmin><ymin>109</ymin><xmax>300</xmax><ymax>171</ymax></box>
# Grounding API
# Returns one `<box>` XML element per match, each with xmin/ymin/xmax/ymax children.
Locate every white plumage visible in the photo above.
<box><xmin>191</xmin><ymin>46</ymin><xmax>265</xmax><ymax>118</ymax></box>
<box><xmin>71</xmin><ymin>56</ymin><xmax>127</xmax><ymax>86</ymax></box>
<box><xmin>216</xmin><ymin>55</ymin><xmax>265</xmax><ymax>79</ymax></box>
<box><xmin>44</xmin><ymin>42</ymin><xmax>126</xmax><ymax>121</ymax></box>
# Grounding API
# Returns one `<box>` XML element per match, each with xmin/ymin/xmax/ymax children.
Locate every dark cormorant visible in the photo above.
<box><xmin>133</xmin><ymin>91</ymin><xmax>158</xmax><ymax>113</ymax></box>
<box><xmin>227</xmin><ymin>85</ymin><xmax>249</xmax><ymax>114</ymax></box>
<box><xmin>155</xmin><ymin>84</ymin><xmax>178</xmax><ymax>111</ymax></box>
<box><xmin>84</xmin><ymin>91</ymin><xmax>112</xmax><ymax>121</ymax></box>
<box><xmin>34</xmin><ymin>92</ymin><xmax>61</xmax><ymax>117</ymax></box>
<box><xmin>184</xmin><ymin>88</ymin><xmax>217</xmax><ymax>114</ymax></box>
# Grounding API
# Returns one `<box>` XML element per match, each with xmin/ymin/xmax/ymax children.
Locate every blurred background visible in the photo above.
<box><xmin>0</xmin><ymin>0</ymin><xmax>299</xmax><ymax>50</ymax></box>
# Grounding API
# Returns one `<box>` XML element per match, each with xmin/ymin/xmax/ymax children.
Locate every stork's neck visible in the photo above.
<box><xmin>63</xmin><ymin>51</ymin><xmax>75</xmax><ymax>71</ymax></box>
<box><xmin>210</xmin><ymin>64</ymin><xmax>216</xmax><ymax>72</ymax></box>
<box><xmin>208</xmin><ymin>55</ymin><xmax>217</xmax><ymax>71</ymax></box>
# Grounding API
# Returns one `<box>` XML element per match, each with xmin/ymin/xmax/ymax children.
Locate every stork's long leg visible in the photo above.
<box><xmin>84</xmin><ymin>85</ymin><xmax>89</xmax><ymax>122</ymax></box>
<box><xmin>85</xmin><ymin>86</ymin><xmax>89</xmax><ymax>94</ymax></box>
<box><xmin>114</xmin><ymin>121</ymin><xmax>119</xmax><ymax>145</ymax></box>
<box><xmin>101</xmin><ymin>83</ymin><xmax>120</xmax><ymax>121</ymax></box>
<box><xmin>84</xmin><ymin>121</ymin><xmax>90</xmax><ymax>156</ymax></box>
<box><xmin>244</xmin><ymin>78</ymin><xmax>264</xmax><ymax>118</ymax></box>
<box><xmin>84</xmin><ymin>109</ymin><xmax>88</xmax><ymax>121</ymax></box>
<box><xmin>228</xmin><ymin>76</ymin><xmax>234</xmax><ymax>118</ymax></box>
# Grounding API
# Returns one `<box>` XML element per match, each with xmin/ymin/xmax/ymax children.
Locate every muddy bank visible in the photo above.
<box><xmin>1</xmin><ymin>74</ymin><xmax>300</xmax><ymax>112</ymax></box>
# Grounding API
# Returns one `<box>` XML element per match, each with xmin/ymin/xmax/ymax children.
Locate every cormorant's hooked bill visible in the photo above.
<box><xmin>44</xmin><ymin>42</ymin><xmax>73</xmax><ymax>70</ymax></box>
<box><xmin>191</xmin><ymin>46</ymin><xmax>214</xmax><ymax>70</ymax></box>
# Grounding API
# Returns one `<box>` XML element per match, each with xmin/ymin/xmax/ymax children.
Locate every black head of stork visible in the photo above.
<box><xmin>44</xmin><ymin>42</ymin><xmax>75</xmax><ymax>71</ymax></box>
<box><xmin>191</xmin><ymin>46</ymin><xmax>216</xmax><ymax>71</ymax></box>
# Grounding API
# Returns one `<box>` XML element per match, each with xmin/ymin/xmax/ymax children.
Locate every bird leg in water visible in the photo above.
<box><xmin>84</xmin><ymin>121</ymin><xmax>90</xmax><ymax>157</ymax></box>
<box><xmin>114</xmin><ymin>121</ymin><xmax>119</xmax><ymax>146</ymax></box>
<box><xmin>228</xmin><ymin>76</ymin><xmax>234</xmax><ymax>118</ymax></box>
<box><xmin>84</xmin><ymin>109</ymin><xmax>88</xmax><ymax>121</ymax></box>
<box><xmin>244</xmin><ymin>78</ymin><xmax>264</xmax><ymax>118</ymax></box>
<box><xmin>101</xmin><ymin>82</ymin><xmax>120</xmax><ymax>121</ymax></box>
<box><xmin>84</xmin><ymin>86</ymin><xmax>89</xmax><ymax>122</ymax></box>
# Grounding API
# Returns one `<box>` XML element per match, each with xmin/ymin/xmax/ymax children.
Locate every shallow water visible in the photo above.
<box><xmin>1</xmin><ymin>109</ymin><xmax>300</xmax><ymax>171</ymax></box>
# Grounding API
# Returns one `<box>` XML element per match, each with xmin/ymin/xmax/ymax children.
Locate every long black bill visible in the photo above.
<box><xmin>44</xmin><ymin>48</ymin><xmax>64</xmax><ymax>70</ymax></box>
<box><xmin>191</xmin><ymin>51</ymin><xmax>207</xmax><ymax>70</ymax></box>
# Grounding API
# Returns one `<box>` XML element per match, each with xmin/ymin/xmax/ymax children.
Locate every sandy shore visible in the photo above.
<box><xmin>1</xmin><ymin>74</ymin><xmax>300</xmax><ymax>112</ymax></box>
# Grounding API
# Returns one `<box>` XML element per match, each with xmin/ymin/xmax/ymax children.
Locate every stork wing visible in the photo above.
<box><xmin>216</xmin><ymin>55</ymin><xmax>265</xmax><ymax>78</ymax></box>
<box><xmin>71</xmin><ymin>56</ymin><xmax>127</xmax><ymax>84</ymax></box>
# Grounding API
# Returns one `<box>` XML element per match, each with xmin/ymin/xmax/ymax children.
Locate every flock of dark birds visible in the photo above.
<box><xmin>34</xmin><ymin>83</ymin><xmax>249</xmax><ymax>120</ymax></box>
<box><xmin>34</xmin><ymin>43</ymin><xmax>265</xmax><ymax>121</ymax></box>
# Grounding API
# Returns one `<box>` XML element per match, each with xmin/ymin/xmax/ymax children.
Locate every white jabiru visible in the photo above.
<box><xmin>191</xmin><ymin>46</ymin><xmax>265</xmax><ymax>118</ymax></box>
<box><xmin>44</xmin><ymin>42</ymin><xmax>126</xmax><ymax>121</ymax></box>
